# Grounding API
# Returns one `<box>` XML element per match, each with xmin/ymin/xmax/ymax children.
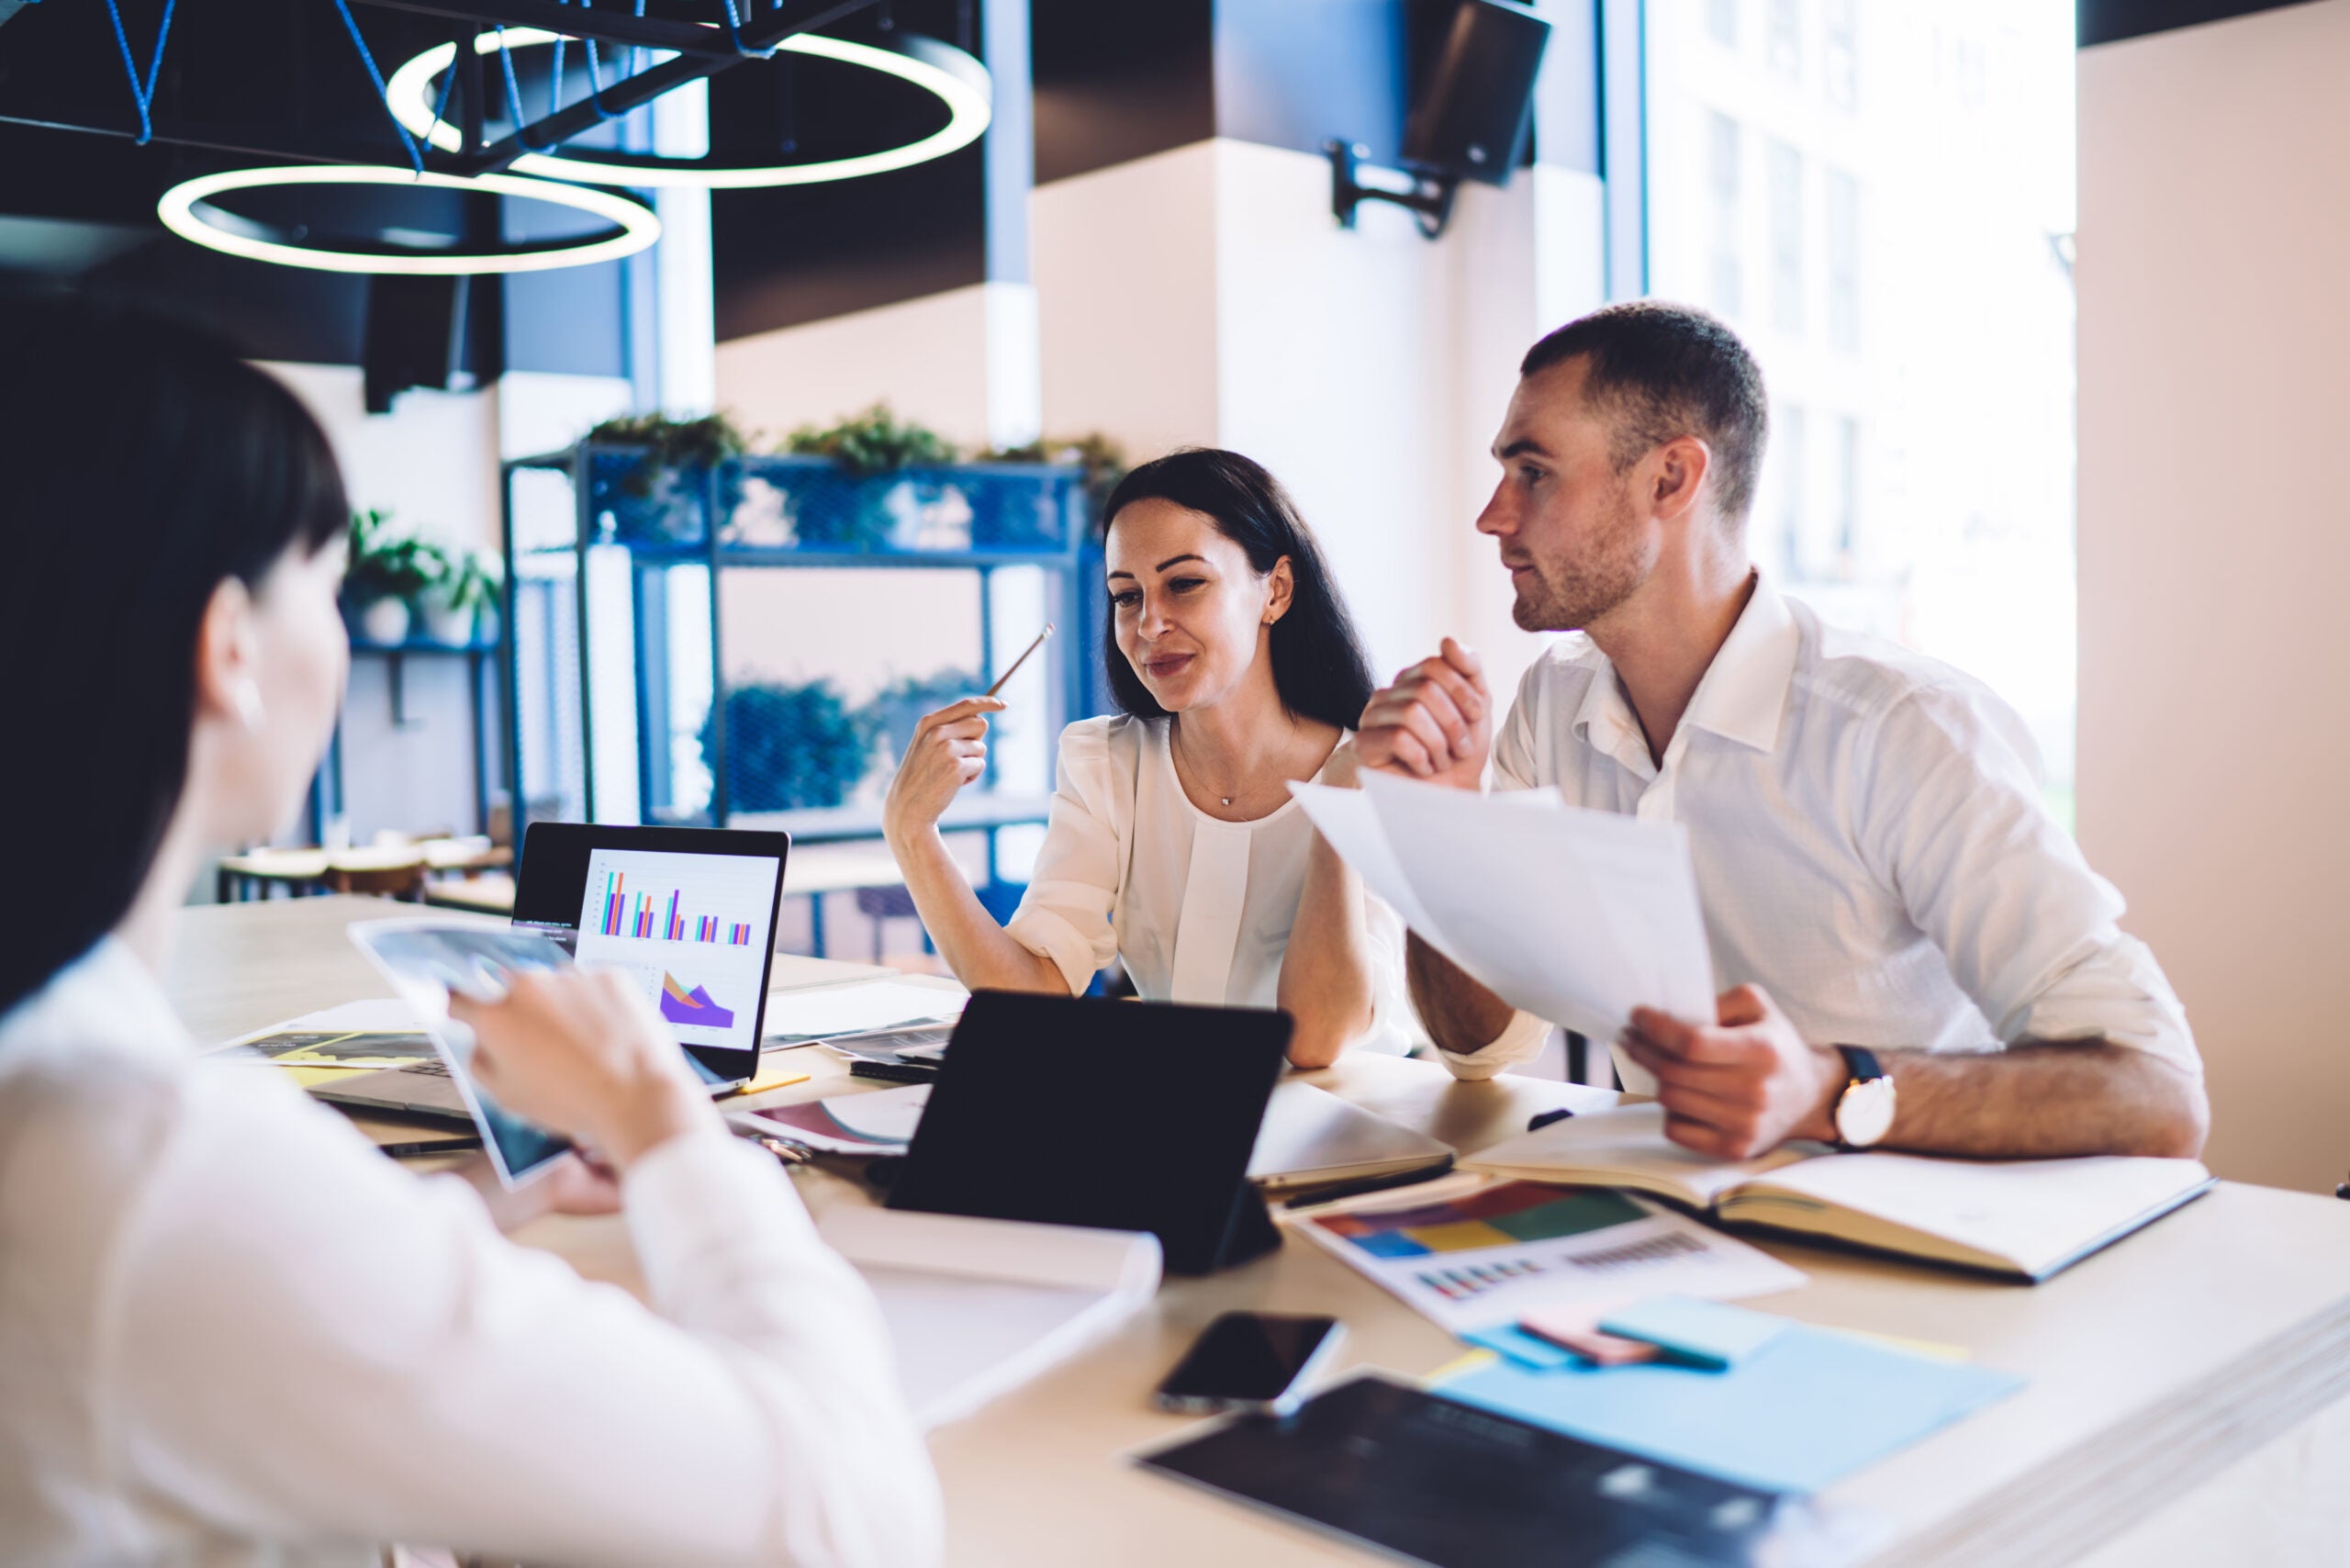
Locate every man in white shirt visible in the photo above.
<box><xmin>1358</xmin><ymin>301</ymin><xmax>2207</xmax><ymax>1162</ymax></box>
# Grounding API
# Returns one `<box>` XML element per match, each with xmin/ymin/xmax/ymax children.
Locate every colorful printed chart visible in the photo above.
<box><xmin>1298</xmin><ymin>1181</ymin><xmax>1805</xmax><ymax>1332</ymax></box>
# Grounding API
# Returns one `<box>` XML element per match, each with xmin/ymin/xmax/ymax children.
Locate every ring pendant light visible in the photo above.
<box><xmin>383</xmin><ymin>27</ymin><xmax>991</xmax><ymax>190</ymax></box>
<box><xmin>157</xmin><ymin>164</ymin><xmax>663</xmax><ymax>275</ymax></box>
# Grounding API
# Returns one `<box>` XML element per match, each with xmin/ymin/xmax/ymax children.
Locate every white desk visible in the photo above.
<box><xmin>166</xmin><ymin>897</ymin><xmax>2350</xmax><ymax>1567</ymax></box>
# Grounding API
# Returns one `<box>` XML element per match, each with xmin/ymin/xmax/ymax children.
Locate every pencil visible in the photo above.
<box><xmin>985</xmin><ymin>622</ymin><xmax>1055</xmax><ymax>698</ymax></box>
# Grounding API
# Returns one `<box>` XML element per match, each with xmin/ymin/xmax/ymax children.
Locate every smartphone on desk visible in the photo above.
<box><xmin>1154</xmin><ymin>1312</ymin><xmax>1345</xmax><ymax>1417</ymax></box>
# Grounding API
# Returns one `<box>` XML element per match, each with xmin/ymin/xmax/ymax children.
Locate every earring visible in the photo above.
<box><xmin>232</xmin><ymin>679</ymin><xmax>267</xmax><ymax>731</ymax></box>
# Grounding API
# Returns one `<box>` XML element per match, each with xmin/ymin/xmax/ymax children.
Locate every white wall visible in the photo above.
<box><xmin>1033</xmin><ymin>143</ymin><xmax>1225</xmax><ymax>457</ymax></box>
<box><xmin>258</xmin><ymin>363</ymin><xmax>633</xmax><ymax>846</ymax></box>
<box><xmin>713</xmin><ymin>280</ymin><xmax>1041</xmax><ymax>450</ymax></box>
<box><xmin>2076</xmin><ymin>0</ymin><xmax>2350</xmax><ymax>1191</ymax></box>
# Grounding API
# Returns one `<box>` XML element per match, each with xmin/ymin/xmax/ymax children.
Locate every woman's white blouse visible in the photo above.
<box><xmin>0</xmin><ymin>939</ymin><xmax>939</xmax><ymax>1568</ymax></box>
<box><xmin>1006</xmin><ymin>715</ymin><xmax>1414</xmax><ymax>1047</ymax></box>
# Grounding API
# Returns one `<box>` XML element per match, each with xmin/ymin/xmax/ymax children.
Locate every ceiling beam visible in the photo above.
<box><xmin>0</xmin><ymin>109</ymin><xmax>426</xmax><ymax>168</ymax></box>
<box><xmin>354</xmin><ymin>1</ymin><xmax>741</xmax><ymax>58</ymax></box>
<box><xmin>454</xmin><ymin>0</ymin><xmax>884</xmax><ymax>174</ymax></box>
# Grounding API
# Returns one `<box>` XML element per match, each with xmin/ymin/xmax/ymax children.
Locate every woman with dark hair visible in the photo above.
<box><xmin>0</xmin><ymin>303</ymin><xmax>935</xmax><ymax>1567</ymax></box>
<box><xmin>884</xmin><ymin>448</ymin><xmax>1408</xmax><ymax>1066</ymax></box>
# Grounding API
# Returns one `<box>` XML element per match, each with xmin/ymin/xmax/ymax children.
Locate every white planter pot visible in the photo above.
<box><xmin>359</xmin><ymin>597</ymin><xmax>412</xmax><ymax>645</ymax></box>
<box><xmin>422</xmin><ymin>601</ymin><xmax>477</xmax><ymax>646</ymax></box>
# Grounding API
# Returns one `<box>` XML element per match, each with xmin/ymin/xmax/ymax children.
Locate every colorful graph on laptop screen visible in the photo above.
<box><xmin>572</xmin><ymin>847</ymin><xmax>778</xmax><ymax>1062</ymax></box>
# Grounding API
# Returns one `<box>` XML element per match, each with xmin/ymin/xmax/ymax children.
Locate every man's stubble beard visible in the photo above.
<box><xmin>1508</xmin><ymin>488</ymin><xmax>1651</xmax><ymax>633</ymax></box>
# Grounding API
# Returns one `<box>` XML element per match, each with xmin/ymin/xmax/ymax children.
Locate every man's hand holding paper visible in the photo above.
<box><xmin>1622</xmin><ymin>987</ymin><xmax>1846</xmax><ymax>1160</ymax></box>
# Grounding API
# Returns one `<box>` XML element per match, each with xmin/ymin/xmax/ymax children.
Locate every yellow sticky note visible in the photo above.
<box><xmin>723</xmin><ymin>1066</ymin><xmax>813</xmax><ymax>1099</ymax></box>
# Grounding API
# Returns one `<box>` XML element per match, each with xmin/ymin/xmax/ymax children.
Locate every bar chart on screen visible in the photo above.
<box><xmin>572</xmin><ymin>847</ymin><xmax>781</xmax><ymax>1057</ymax></box>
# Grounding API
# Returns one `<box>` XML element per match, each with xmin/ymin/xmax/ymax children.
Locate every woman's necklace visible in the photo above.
<box><xmin>1174</xmin><ymin>720</ymin><xmax>1259</xmax><ymax>812</ymax></box>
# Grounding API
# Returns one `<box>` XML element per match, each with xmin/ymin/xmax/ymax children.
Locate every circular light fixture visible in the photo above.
<box><xmin>156</xmin><ymin>164</ymin><xmax>662</xmax><ymax>274</ymax></box>
<box><xmin>384</xmin><ymin>27</ymin><xmax>991</xmax><ymax>190</ymax></box>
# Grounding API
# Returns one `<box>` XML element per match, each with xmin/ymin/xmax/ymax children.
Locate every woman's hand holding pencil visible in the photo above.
<box><xmin>882</xmin><ymin>623</ymin><xmax>1051</xmax><ymax>844</ymax></box>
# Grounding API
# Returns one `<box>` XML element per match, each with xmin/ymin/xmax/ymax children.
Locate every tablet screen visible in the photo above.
<box><xmin>348</xmin><ymin>921</ymin><xmax>574</xmax><ymax>1187</ymax></box>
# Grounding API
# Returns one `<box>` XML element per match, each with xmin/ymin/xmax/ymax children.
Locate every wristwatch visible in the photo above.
<box><xmin>1830</xmin><ymin>1045</ymin><xmax>1897</xmax><ymax>1149</ymax></box>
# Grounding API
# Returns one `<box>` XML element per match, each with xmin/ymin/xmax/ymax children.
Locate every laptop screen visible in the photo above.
<box><xmin>512</xmin><ymin>823</ymin><xmax>789</xmax><ymax>1083</ymax></box>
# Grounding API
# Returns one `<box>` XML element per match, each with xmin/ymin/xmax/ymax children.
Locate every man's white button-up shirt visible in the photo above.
<box><xmin>1438</xmin><ymin>575</ymin><xmax>2197</xmax><ymax>1085</ymax></box>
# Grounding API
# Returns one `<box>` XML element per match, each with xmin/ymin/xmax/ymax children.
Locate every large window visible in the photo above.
<box><xmin>1707</xmin><ymin>112</ymin><xmax>1744</xmax><ymax>319</ymax></box>
<box><xmin>1768</xmin><ymin>140</ymin><xmax>1805</xmax><ymax>337</ymax></box>
<box><xmin>1645</xmin><ymin>1</ymin><xmax>2080</xmax><ymax>814</ymax></box>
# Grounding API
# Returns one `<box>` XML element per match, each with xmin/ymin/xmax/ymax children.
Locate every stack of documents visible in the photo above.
<box><xmin>763</xmin><ymin>980</ymin><xmax>968</xmax><ymax>1045</ymax></box>
<box><xmin>817</xmin><ymin>1205</ymin><xmax>1160</xmax><ymax>1428</ymax></box>
<box><xmin>1292</xmin><ymin>774</ymin><xmax>1717</xmax><ymax>1089</ymax></box>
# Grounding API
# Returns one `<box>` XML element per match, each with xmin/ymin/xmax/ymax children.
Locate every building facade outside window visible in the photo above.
<box><xmin>1767</xmin><ymin>0</ymin><xmax>1804</xmax><ymax>81</ymax></box>
<box><xmin>1824</xmin><ymin>0</ymin><xmax>1861</xmax><ymax>109</ymax></box>
<box><xmin>1708</xmin><ymin>111</ymin><xmax>1744</xmax><ymax>319</ymax></box>
<box><xmin>1769</xmin><ymin>140</ymin><xmax>1806</xmax><ymax>337</ymax></box>
<box><xmin>1642</xmin><ymin>0</ymin><xmax>2079</xmax><ymax>817</ymax></box>
<box><xmin>1825</xmin><ymin>168</ymin><xmax>1861</xmax><ymax>353</ymax></box>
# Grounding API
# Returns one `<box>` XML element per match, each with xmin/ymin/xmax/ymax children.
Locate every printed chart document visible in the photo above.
<box><xmin>764</xmin><ymin>980</ymin><xmax>969</xmax><ymax>1045</ymax></box>
<box><xmin>1466</xmin><ymin>1103</ymin><xmax>2215</xmax><ymax>1281</ymax></box>
<box><xmin>1295</xmin><ymin>1179</ymin><xmax>1803</xmax><ymax>1333</ymax></box>
<box><xmin>1292</xmin><ymin>774</ymin><xmax>1716</xmax><ymax>1089</ymax></box>
<box><xmin>817</xmin><ymin>1206</ymin><xmax>1161</xmax><ymax>1428</ymax></box>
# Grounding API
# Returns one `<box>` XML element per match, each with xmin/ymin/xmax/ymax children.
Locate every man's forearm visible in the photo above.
<box><xmin>1830</xmin><ymin>1041</ymin><xmax>2210</xmax><ymax>1159</ymax></box>
<box><xmin>1405</xmin><ymin>933</ymin><xmax>1516</xmax><ymax>1054</ymax></box>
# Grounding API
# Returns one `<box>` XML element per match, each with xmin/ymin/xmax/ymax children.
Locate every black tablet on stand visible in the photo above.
<box><xmin>884</xmin><ymin>991</ymin><xmax>1291</xmax><ymax>1275</ymax></box>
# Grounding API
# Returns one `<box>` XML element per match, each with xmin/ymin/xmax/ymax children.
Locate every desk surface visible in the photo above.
<box><xmin>165</xmin><ymin>896</ymin><xmax>2350</xmax><ymax>1568</ymax></box>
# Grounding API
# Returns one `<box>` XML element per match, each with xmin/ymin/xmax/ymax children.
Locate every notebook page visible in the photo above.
<box><xmin>1732</xmin><ymin>1153</ymin><xmax>2214</xmax><ymax>1275</ymax></box>
<box><xmin>1462</xmin><ymin>1103</ymin><xmax>1812</xmax><ymax>1207</ymax></box>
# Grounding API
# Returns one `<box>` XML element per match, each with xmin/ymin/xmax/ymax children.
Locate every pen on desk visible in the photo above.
<box><xmin>380</xmin><ymin>1136</ymin><xmax>483</xmax><ymax>1159</ymax></box>
<box><xmin>1283</xmin><ymin>1157</ymin><xmax>1458</xmax><ymax>1211</ymax></box>
<box><xmin>984</xmin><ymin>622</ymin><xmax>1055</xmax><ymax>698</ymax></box>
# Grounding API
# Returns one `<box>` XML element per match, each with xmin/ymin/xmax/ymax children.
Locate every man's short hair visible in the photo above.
<box><xmin>1520</xmin><ymin>301</ymin><xmax>1769</xmax><ymax>524</ymax></box>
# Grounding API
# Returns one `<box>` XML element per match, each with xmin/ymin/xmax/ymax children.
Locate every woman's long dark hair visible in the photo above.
<box><xmin>0</xmin><ymin>301</ymin><xmax>349</xmax><ymax>1017</ymax></box>
<box><xmin>1099</xmin><ymin>449</ymin><xmax>1375</xmax><ymax>733</ymax></box>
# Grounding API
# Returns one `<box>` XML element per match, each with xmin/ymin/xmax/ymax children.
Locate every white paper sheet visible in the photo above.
<box><xmin>211</xmin><ymin>998</ymin><xmax>423</xmax><ymax>1049</ymax></box>
<box><xmin>763</xmin><ymin>980</ymin><xmax>969</xmax><ymax>1044</ymax></box>
<box><xmin>1290</xmin><ymin>783</ymin><xmax>1440</xmax><ymax>936</ymax></box>
<box><xmin>819</xmin><ymin>1207</ymin><xmax>1162</xmax><ymax>1427</ymax></box>
<box><xmin>818</xmin><ymin>1082</ymin><xmax>931</xmax><ymax>1143</ymax></box>
<box><xmin>1309</xmin><ymin>773</ymin><xmax>1717</xmax><ymax>1075</ymax></box>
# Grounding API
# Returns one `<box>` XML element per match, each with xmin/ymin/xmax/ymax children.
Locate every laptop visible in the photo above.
<box><xmin>315</xmin><ymin>823</ymin><xmax>791</xmax><ymax>1121</ymax></box>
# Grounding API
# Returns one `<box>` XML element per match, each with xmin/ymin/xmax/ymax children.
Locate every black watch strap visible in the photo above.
<box><xmin>1835</xmin><ymin>1044</ymin><xmax>1886</xmax><ymax>1085</ymax></box>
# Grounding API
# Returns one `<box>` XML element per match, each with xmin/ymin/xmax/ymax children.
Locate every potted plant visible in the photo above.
<box><xmin>781</xmin><ymin>404</ymin><xmax>959</xmax><ymax>548</ymax></box>
<box><xmin>586</xmin><ymin>411</ymin><xmax>752</xmax><ymax>545</ymax></box>
<box><xmin>701</xmin><ymin>678</ymin><xmax>874</xmax><ymax>812</ymax></box>
<box><xmin>343</xmin><ymin>510</ymin><xmax>439</xmax><ymax>645</ymax></box>
<box><xmin>974</xmin><ymin>431</ymin><xmax>1128</xmax><ymax>546</ymax></box>
<box><xmin>421</xmin><ymin>545</ymin><xmax>503</xmax><ymax>645</ymax></box>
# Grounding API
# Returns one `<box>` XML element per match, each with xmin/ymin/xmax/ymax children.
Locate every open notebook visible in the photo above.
<box><xmin>816</xmin><ymin>1206</ymin><xmax>1161</xmax><ymax>1428</ymax></box>
<box><xmin>1464</xmin><ymin>1104</ymin><xmax>2213</xmax><ymax>1282</ymax></box>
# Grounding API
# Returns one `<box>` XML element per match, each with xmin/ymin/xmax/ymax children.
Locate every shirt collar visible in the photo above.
<box><xmin>1569</xmin><ymin>571</ymin><xmax>1799</xmax><ymax>760</ymax></box>
<box><xmin>1682</xmin><ymin>572</ymin><xmax>1798</xmax><ymax>754</ymax></box>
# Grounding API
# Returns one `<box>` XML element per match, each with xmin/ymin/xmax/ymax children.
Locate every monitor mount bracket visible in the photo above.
<box><xmin>1326</xmin><ymin>140</ymin><xmax>1458</xmax><ymax>240</ymax></box>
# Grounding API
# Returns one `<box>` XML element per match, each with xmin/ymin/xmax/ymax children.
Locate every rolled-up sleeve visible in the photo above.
<box><xmin>1004</xmin><ymin>719</ymin><xmax>1126</xmax><ymax>996</ymax></box>
<box><xmin>1860</xmin><ymin>688</ymin><xmax>2199</xmax><ymax>1075</ymax></box>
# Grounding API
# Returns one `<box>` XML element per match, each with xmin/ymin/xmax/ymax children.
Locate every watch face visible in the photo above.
<box><xmin>1836</xmin><ymin>1075</ymin><xmax>1897</xmax><ymax>1148</ymax></box>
